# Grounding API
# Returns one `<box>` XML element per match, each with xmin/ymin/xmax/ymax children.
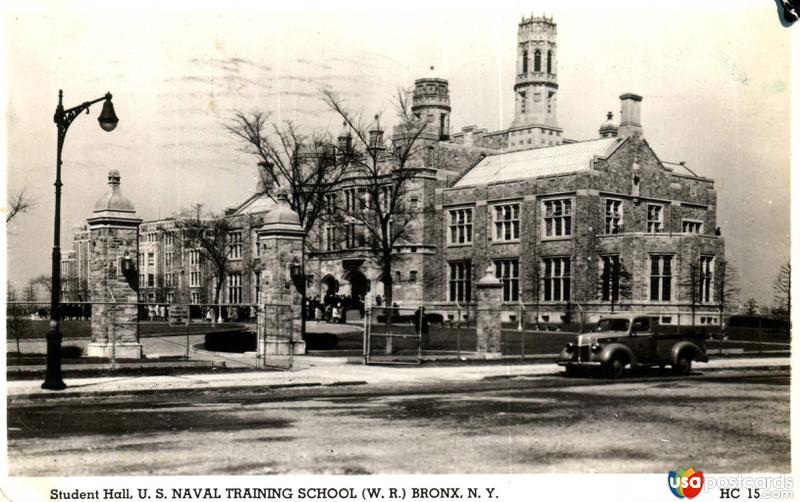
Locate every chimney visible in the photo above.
<box><xmin>618</xmin><ymin>93</ymin><xmax>643</xmax><ymax>139</ymax></box>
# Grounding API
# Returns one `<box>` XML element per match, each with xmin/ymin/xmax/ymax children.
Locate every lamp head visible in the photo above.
<box><xmin>97</xmin><ymin>93</ymin><xmax>118</xmax><ymax>132</ymax></box>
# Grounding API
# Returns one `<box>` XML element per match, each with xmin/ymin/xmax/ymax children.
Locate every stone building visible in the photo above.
<box><xmin>64</xmin><ymin>14</ymin><xmax>726</xmax><ymax>325</ymax></box>
<box><xmin>306</xmin><ymin>14</ymin><xmax>725</xmax><ymax>325</ymax></box>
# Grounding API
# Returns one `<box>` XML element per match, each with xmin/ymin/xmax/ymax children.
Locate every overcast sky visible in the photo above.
<box><xmin>2</xmin><ymin>0</ymin><xmax>792</xmax><ymax>305</ymax></box>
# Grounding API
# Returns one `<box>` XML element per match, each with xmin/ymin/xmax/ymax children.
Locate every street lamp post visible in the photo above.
<box><xmin>42</xmin><ymin>90</ymin><xmax>118</xmax><ymax>390</ymax></box>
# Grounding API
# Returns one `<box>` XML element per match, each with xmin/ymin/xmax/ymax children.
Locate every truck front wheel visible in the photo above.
<box><xmin>604</xmin><ymin>355</ymin><xmax>627</xmax><ymax>379</ymax></box>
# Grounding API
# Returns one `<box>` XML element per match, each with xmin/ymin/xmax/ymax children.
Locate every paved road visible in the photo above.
<box><xmin>7</xmin><ymin>368</ymin><xmax>789</xmax><ymax>475</ymax></box>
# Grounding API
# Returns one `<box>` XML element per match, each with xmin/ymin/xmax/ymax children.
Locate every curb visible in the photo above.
<box><xmin>7</xmin><ymin>380</ymin><xmax>370</xmax><ymax>404</ymax></box>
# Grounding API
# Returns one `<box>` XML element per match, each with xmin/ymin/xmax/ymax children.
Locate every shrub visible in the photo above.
<box><xmin>61</xmin><ymin>345</ymin><xmax>84</xmax><ymax>359</ymax></box>
<box><xmin>303</xmin><ymin>333</ymin><xmax>339</xmax><ymax>350</ymax></box>
<box><xmin>204</xmin><ymin>330</ymin><xmax>256</xmax><ymax>353</ymax></box>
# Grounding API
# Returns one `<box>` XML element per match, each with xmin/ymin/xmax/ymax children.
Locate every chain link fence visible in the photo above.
<box><xmin>360</xmin><ymin>303</ymin><xmax>791</xmax><ymax>364</ymax></box>
<box><xmin>5</xmin><ymin>301</ymin><xmax>292</xmax><ymax>372</ymax></box>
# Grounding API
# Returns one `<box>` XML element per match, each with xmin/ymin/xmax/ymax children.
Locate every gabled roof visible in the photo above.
<box><xmin>232</xmin><ymin>193</ymin><xmax>277</xmax><ymax>216</ymax></box>
<box><xmin>453</xmin><ymin>137</ymin><xmax>624</xmax><ymax>187</ymax></box>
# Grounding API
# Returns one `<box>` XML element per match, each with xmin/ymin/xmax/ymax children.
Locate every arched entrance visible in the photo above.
<box><xmin>342</xmin><ymin>269</ymin><xmax>370</xmax><ymax>301</ymax></box>
<box><xmin>320</xmin><ymin>274</ymin><xmax>339</xmax><ymax>300</ymax></box>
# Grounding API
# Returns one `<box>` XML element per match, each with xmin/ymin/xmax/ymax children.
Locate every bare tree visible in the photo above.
<box><xmin>743</xmin><ymin>298</ymin><xmax>759</xmax><ymax>316</ymax></box>
<box><xmin>322</xmin><ymin>88</ymin><xmax>429</xmax><ymax>353</ymax></box>
<box><xmin>597</xmin><ymin>255</ymin><xmax>632</xmax><ymax>314</ymax></box>
<box><xmin>716</xmin><ymin>258</ymin><xmax>740</xmax><ymax>333</ymax></box>
<box><xmin>6</xmin><ymin>187</ymin><xmax>34</xmax><ymax>223</ymax></box>
<box><xmin>680</xmin><ymin>263</ymin><xmax>704</xmax><ymax>326</ymax></box>
<box><xmin>226</xmin><ymin>113</ymin><xmax>342</xmax><ymax>236</ymax></box>
<box><xmin>773</xmin><ymin>261</ymin><xmax>791</xmax><ymax>316</ymax></box>
<box><xmin>226</xmin><ymin>113</ymin><xmax>345</xmax><ymax>336</ymax></box>
<box><xmin>31</xmin><ymin>274</ymin><xmax>52</xmax><ymax>293</ymax></box>
<box><xmin>175</xmin><ymin>206</ymin><xmax>232</xmax><ymax>322</ymax></box>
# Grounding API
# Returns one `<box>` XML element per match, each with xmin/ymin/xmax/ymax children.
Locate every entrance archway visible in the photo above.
<box><xmin>320</xmin><ymin>274</ymin><xmax>339</xmax><ymax>300</ymax></box>
<box><xmin>342</xmin><ymin>269</ymin><xmax>370</xmax><ymax>302</ymax></box>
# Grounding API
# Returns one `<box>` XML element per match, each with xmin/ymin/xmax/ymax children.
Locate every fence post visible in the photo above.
<box><xmin>363</xmin><ymin>307</ymin><xmax>370</xmax><ymax>365</ymax></box>
<box><xmin>518</xmin><ymin>302</ymin><xmax>525</xmax><ymax>360</ymax></box>
<box><xmin>418</xmin><ymin>306</ymin><xmax>424</xmax><ymax>364</ymax></box>
<box><xmin>758</xmin><ymin>316</ymin><xmax>763</xmax><ymax>355</ymax></box>
<box><xmin>287</xmin><ymin>302</ymin><xmax>293</xmax><ymax>370</ymax></box>
<box><xmin>110</xmin><ymin>304</ymin><xmax>117</xmax><ymax>369</ymax></box>
<box><xmin>456</xmin><ymin>305</ymin><xmax>461</xmax><ymax>360</ymax></box>
<box><xmin>185</xmin><ymin>309</ymin><xmax>191</xmax><ymax>360</ymax></box>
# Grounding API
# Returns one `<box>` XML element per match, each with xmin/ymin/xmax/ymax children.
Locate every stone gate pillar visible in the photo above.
<box><xmin>86</xmin><ymin>170</ymin><xmax>143</xmax><ymax>359</ymax></box>
<box><xmin>476</xmin><ymin>264</ymin><xmax>503</xmax><ymax>356</ymax></box>
<box><xmin>256</xmin><ymin>190</ymin><xmax>306</xmax><ymax>356</ymax></box>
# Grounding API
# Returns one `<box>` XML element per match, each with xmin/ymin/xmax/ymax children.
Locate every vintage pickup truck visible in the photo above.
<box><xmin>558</xmin><ymin>313</ymin><xmax>709</xmax><ymax>378</ymax></box>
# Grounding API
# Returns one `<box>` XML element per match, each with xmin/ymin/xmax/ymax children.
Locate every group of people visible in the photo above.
<box><xmin>306</xmin><ymin>293</ymin><xmax>365</xmax><ymax>323</ymax></box>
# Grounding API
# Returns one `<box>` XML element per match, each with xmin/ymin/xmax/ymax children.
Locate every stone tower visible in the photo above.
<box><xmin>509</xmin><ymin>15</ymin><xmax>562</xmax><ymax>145</ymax></box>
<box><xmin>411</xmin><ymin>66</ymin><xmax>451</xmax><ymax>141</ymax></box>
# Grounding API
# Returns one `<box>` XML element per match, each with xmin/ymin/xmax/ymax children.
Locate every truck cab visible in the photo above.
<box><xmin>557</xmin><ymin>313</ymin><xmax>709</xmax><ymax>378</ymax></box>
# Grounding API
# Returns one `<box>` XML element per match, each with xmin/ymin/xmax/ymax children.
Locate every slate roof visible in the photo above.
<box><xmin>453</xmin><ymin>137</ymin><xmax>624</xmax><ymax>187</ymax></box>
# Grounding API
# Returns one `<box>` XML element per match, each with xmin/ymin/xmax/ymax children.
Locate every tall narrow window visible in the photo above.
<box><xmin>448</xmin><ymin>208</ymin><xmax>473</xmax><ymax>245</ymax></box>
<box><xmin>547</xmin><ymin>49</ymin><xmax>552</xmax><ymax>74</ymax></box>
<box><xmin>522</xmin><ymin>49</ymin><xmax>528</xmax><ymax>73</ymax></box>
<box><xmin>227</xmin><ymin>273</ymin><xmax>242</xmax><ymax>304</ymax></box>
<box><xmin>543</xmin><ymin>199</ymin><xmax>572</xmax><ymax>237</ymax></box>
<box><xmin>534</xmin><ymin>49</ymin><xmax>541</xmax><ymax>72</ymax></box>
<box><xmin>227</xmin><ymin>231</ymin><xmax>242</xmax><ymax>260</ymax></box>
<box><xmin>325</xmin><ymin>225</ymin><xmax>337</xmax><ymax>251</ymax></box>
<box><xmin>380</xmin><ymin>185</ymin><xmax>391</xmax><ymax>212</ymax></box>
<box><xmin>700</xmin><ymin>256</ymin><xmax>715</xmax><ymax>303</ymax></box>
<box><xmin>448</xmin><ymin>261</ymin><xmax>472</xmax><ymax>303</ymax></box>
<box><xmin>600</xmin><ymin>255</ymin><xmax>621</xmax><ymax>301</ymax></box>
<box><xmin>650</xmin><ymin>255</ymin><xmax>673</xmax><ymax>301</ymax></box>
<box><xmin>519</xmin><ymin>91</ymin><xmax>526</xmax><ymax>114</ymax></box>
<box><xmin>647</xmin><ymin>204</ymin><xmax>664</xmax><ymax>233</ymax></box>
<box><xmin>325</xmin><ymin>193</ymin><xmax>337</xmax><ymax>216</ymax></box>
<box><xmin>494</xmin><ymin>259</ymin><xmax>520</xmax><ymax>302</ymax></box>
<box><xmin>543</xmin><ymin>257</ymin><xmax>571</xmax><ymax>302</ymax></box>
<box><xmin>493</xmin><ymin>203</ymin><xmax>520</xmax><ymax>241</ymax></box>
<box><xmin>605</xmin><ymin>199</ymin><xmax>623</xmax><ymax>234</ymax></box>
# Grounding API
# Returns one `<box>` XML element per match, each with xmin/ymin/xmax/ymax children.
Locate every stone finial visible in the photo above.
<box><xmin>476</xmin><ymin>263</ymin><xmax>502</xmax><ymax>287</ymax></box>
<box><xmin>260</xmin><ymin>185</ymin><xmax>303</xmax><ymax>236</ymax></box>
<box><xmin>275</xmin><ymin>186</ymin><xmax>289</xmax><ymax>203</ymax></box>
<box><xmin>93</xmin><ymin>169</ymin><xmax>135</xmax><ymax>213</ymax></box>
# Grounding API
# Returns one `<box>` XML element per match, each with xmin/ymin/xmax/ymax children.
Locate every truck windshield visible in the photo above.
<box><xmin>596</xmin><ymin>319</ymin><xmax>629</xmax><ymax>332</ymax></box>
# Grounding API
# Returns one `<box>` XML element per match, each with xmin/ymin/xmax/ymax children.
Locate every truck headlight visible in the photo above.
<box><xmin>591</xmin><ymin>343</ymin><xmax>602</xmax><ymax>353</ymax></box>
<box><xmin>565</xmin><ymin>342</ymin><xmax>575</xmax><ymax>353</ymax></box>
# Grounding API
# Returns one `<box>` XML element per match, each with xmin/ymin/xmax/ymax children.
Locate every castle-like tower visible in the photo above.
<box><xmin>411</xmin><ymin>66</ymin><xmax>451</xmax><ymax>141</ymax></box>
<box><xmin>509</xmin><ymin>15</ymin><xmax>562</xmax><ymax>146</ymax></box>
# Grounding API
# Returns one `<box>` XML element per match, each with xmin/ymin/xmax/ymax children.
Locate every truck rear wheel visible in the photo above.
<box><xmin>673</xmin><ymin>355</ymin><xmax>692</xmax><ymax>376</ymax></box>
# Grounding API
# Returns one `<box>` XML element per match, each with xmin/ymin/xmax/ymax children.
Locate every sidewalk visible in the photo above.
<box><xmin>6</xmin><ymin>355</ymin><xmax>789</xmax><ymax>402</ymax></box>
